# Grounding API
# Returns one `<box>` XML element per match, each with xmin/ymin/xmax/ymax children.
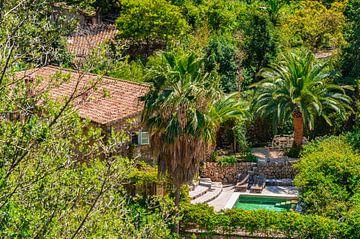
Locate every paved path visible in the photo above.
<box><xmin>207</xmin><ymin>184</ymin><xmax>235</xmax><ymax>212</ymax></box>
<box><xmin>252</xmin><ymin>147</ymin><xmax>297</xmax><ymax>162</ymax></box>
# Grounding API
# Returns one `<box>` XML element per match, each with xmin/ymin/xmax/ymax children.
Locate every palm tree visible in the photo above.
<box><xmin>252</xmin><ymin>51</ymin><xmax>352</xmax><ymax>148</ymax></box>
<box><xmin>141</xmin><ymin>52</ymin><xmax>246</xmax><ymax>207</ymax></box>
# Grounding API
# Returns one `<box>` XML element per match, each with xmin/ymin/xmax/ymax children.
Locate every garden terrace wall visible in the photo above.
<box><xmin>201</xmin><ymin>161</ymin><xmax>297</xmax><ymax>183</ymax></box>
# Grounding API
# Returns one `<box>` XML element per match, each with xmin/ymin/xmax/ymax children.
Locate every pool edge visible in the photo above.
<box><xmin>224</xmin><ymin>192</ymin><xmax>298</xmax><ymax>210</ymax></box>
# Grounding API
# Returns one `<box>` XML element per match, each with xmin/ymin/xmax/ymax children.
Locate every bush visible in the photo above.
<box><xmin>180</xmin><ymin>203</ymin><xmax>348</xmax><ymax>238</ymax></box>
<box><xmin>284</xmin><ymin>146</ymin><xmax>301</xmax><ymax>158</ymax></box>
<box><xmin>295</xmin><ymin>136</ymin><xmax>360</xmax><ymax>219</ymax></box>
<box><xmin>216</xmin><ymin>155</ymin><xmax>237</xmax><ymax>166</ymax></box>
<box><xmin>346</xmin><ymin>129</ymin><xmax>360</xmax><ymax>152</ymax></box>
<box><xmin>245</xmin><ymin>150</ymin><xmax>257</xmax><ymax>162</ymax></box>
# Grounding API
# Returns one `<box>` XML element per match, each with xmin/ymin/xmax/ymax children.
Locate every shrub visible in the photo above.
<box><xmin>216</xmin><ymin>155</ymin><xmax>237</xmax><ymax>166</ymax></box>
<box><xmin>346</xmin><ymin>129</ymin><xmax>360</xmax><ymax>152</ymax></box>
<box><xmin>295</xmin><ymin>136</ymin><xmax>360</xmax><ymax>219</ymax></box>
<box><xmin>209</xmin><ymin>150</ymin><xmax>218</xmax><ymax>162</ymax></box>
<box><xmin>245</xmin><ymin>150</ymin><xmax>257</xmax><ymax>162</ymax></box>
<box><xmin>284</xmin><ymin>146</ymin><xmax>301</xmax><ymax>158</ymax></box>
<box><xmin>180</xmin><ymin>203</ymin><xmax>348</xmax><ymax>238</ymax></box>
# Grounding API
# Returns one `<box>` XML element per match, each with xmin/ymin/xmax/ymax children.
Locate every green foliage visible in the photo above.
<box><xmin>341</xmin><ymin>0</ymin><xmax>360</xmax><ymax>80</ymax></box>
<box><xmin>65</xmin><ymin>0</ymin><xmax>120</xmax><ymax>15</ymax></box>
<box><xmin>252</xmin><ymin>51</ymin><xmax>353</xmax><ymax>132</ymax></box>
<box><xmin>206</xmin><ymin>0</ymin><xmax>239</xmax><ymax>32</ymax></box>
<box><xmin>244</xmin><ymin>150</ymin><xmax>257</xmax><ymax>162</ymax></box>
<box><xmin>172</xmin><ymin>0</ymin><xmax>240</xmax><ymax>32</ymax></box>
<box><xmin>0</xmin><ymin>0</ymin><xmax>73</xmax><ymax>67</ymax></box>
<box><xmin>346</xmin><ymin>129</ymin><xmax>360</xmax><ymax>152</ymax></box>
<box><xmin>116</xmin><ymin>0</ymin><xmax>189</xmax><ymax>57</ymax></box>
<box><xmin>295</xmin><ymin>136</ymin><xmax>360</xmax><ymax>219</ymax></box>
<box><xmin>216</xmin><ymin>155</ymin><xmax>237</xmax><ymax>166</ymax></box>
<box><xmin>239</xmin><ymin>4</ymin><xmax>279</xmax><ymax>83</ymax></box>
<box><xmin>234</xmin><ymin>123</ymin><xmax>248</xmax><ymax>152</ymax></box>
<box><xmin>141</xmin><ymin>51</ymin><xmax>247</xmax><ymax>191</ymax></box>
<box><xmin>281</xmin><ymin>0</ymin><xmax>346</xmax><ymax>51</ymax></box>
<box><xmin>82</xmin><ymin>42</ymin><xmax>149</xmax><ymax>82</ymax></box>
<box><xmin>209</xmin><ymin>150</ymin><xmax>218</xmax><ymax>162</ymax></box>
<box><xmin>284</xmin><ymin>146</ymin><xmax>301</xmax><ymax>158</ymax></box>
<box><xmin>204</xmin><ymin>34</ymin><xmax>239</xmax><ymax>92</ymax></box>
<box><xmin>181</xmin><ymin>203</ymin><xmax>348</xmax><ymax>238</ymax></box>
<box><xmin>128</xmin><ymin>161</ymin><xmax>163</xmax><ymax>187</ymax></box>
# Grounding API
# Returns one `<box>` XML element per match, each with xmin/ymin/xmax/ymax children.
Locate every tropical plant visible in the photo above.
<box><xmin>252</xmin><ymin>51</ymin><xmax>353</xmax><ymax>147</ymax></box>
<box><xmin>141</xmin><ymin>52</ymin><xmax>247</xmax><ymax>207</ymax></box>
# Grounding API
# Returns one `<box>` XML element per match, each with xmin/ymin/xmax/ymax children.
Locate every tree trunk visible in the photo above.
<box><xmin>292</xmin><ymin>111</ymin><xmax>303</xmax><ymax>148</ymax></box>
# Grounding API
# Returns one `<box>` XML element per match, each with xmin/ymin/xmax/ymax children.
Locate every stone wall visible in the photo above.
<box><xmin>256</xmin><ymin>161</ymin><xmax>297</xmax><ymax>179</ymax></box>
<box><xmin>201</xmin><ymin>161</ymin><xmax>297</xmax><ymax>183</ymax></box>
<box><xmin>201</xmin><ymin>162</ymin><xmax>255</xmax><ymax>183</ymax></box>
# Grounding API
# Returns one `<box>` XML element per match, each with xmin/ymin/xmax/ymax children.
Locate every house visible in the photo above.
<box><xmin>66</xmin><ymin>25</ymin><xmax>117</xmax><ymax>60</ymax></box>
<box><xmin>15</xmin><ymin>66</ymin><xmax>150</xmax><ymax>159</ymax></box>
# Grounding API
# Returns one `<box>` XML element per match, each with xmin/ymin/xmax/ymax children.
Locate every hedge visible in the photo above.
<box><xmin>180</xmin><ymin>203</ymin><xmax>351</xmax><ymax>239</ymax></box>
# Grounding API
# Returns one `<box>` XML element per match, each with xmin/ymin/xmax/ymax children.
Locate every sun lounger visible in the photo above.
<box><xmin>234</xmin><ymin>173</ymin><xmax>249</xmax><ymax>192</ymax></box>
<box><xmin>250</xmin><ymin>176</ymin><xmax>266</xmax><ymax>193</ymax></box>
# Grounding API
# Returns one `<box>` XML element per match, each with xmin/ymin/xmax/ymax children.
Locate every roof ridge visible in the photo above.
<box><xmin>45</xmin><ymin>65</ymin><xmax>149</xmax><ymax>88</ymax></box>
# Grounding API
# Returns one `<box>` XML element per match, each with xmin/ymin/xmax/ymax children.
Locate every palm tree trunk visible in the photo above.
<box><xmin>292</xmin><ymin>111</ymin><xmax>303</xmax><ymax>148</ymax></box>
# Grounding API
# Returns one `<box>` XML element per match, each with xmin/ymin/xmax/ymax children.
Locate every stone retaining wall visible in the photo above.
<box><xmin>256</xmin><ymin>161</ymin><xmax>297</xmax><ymax>179</ymax></box>
<box><xmin>201</xmin><ymin>161</ymin><xmax>297</xmax><ymax>183</ymax></box>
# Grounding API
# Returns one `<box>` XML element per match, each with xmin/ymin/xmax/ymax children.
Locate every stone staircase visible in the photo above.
<box><xmin>190</xmin><ymin>178</ymin><xmax>223</xmax><ymax>204</ymax></box>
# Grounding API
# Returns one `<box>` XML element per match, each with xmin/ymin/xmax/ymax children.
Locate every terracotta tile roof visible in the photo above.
<box><xmin>67</xmin><ymin>25</ymin><xmax>117</xmax><ymax>58</ymax></box>
<box><xmin>16</xmin><ymin>66</ymin><xmax>148</xmax><ymax>126</ymax></box>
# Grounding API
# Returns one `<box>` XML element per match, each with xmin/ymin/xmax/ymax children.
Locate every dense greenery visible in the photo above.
<box><xmin>341</xmin><ymin>0</ymin><xmax>360</xmax><ymax>81</ymax></box>
<box><xmin>0</xmin><ymin>1</ymin><xmax>176</xmax><ymax>238</ymax></box>
<box><xmin>141</xmin><ymin>52</ymin><xmax>246</xmax><ymax>207</ymax></box>
<box><xmin>295</xmin><ymin>136</ymin><xmax>360</xmax><ymax>219</ymax></box>
<box><xmin>2</xmin><ymin>0</ymin><xmax>360</xmax><ymax>237</ymax></box>
<box><xmin>116</xmin><ymin>0</ymin><xmax>189</xmax><ymax>57</ymax></box>
<box><xmin>294</xmin><ymin>136</ymin><xmax>360</xmax><ymax>237</ymax></box>
<box><xmin>252</xmin><ymin>51</ymin><xmax>352</xmax><ymax>147</ymax></box>
<box><xmin>181</xmin><ymin>203</ymin><xmax>348</xmax><ymax>239</ymax></box>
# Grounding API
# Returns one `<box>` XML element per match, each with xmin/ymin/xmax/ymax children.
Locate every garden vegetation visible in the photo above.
<box><xmin>1</xmin><ymin>0</ymin><xmax>360</xmax><ymax>238</ymax></box>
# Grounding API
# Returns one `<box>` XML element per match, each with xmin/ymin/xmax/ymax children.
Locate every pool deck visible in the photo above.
<box><xmin>208</xmin><ymin>185</ymin><xmax>298</xmax><ymax>211</ymax></box>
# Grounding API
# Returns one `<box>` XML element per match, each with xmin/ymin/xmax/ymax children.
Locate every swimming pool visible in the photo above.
<box><xmin>233</xmin><ymin>195</ymin><xmax>297</xmax><ymax>211</ymax></box>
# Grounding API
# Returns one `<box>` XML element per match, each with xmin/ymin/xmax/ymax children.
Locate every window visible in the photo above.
<box><xmin>137</xmin><ymin>132</ymin><xmax>150</xmax><ymax>145</ymax></box>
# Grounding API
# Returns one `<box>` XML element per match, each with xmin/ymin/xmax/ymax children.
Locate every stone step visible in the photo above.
<box><xmin>189</xmin><ymin>185</ymin><xmax>210</xmax><ymax>200</ymax></box>
<box><xmin>199</xmin><ymin>178</ymin><xmax>212</xmax><ymax>187</ymax></box>
<box><xmin>191</xmin><ymin>182</ymin><xmax>223</xmax><ymax>204</ymax></box>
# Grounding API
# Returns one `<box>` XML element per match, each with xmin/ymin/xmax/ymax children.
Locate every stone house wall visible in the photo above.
<box><xmin>97</xmin><ymin>115</ymin><xmax>152</xmax><ymax>161</ymax></box>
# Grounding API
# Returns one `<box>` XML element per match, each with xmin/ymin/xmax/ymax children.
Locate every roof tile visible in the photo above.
<box><xmin>17</xmin><ymin>66</ymin><xmax>148</xmax><ymax>125</ymax></box>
